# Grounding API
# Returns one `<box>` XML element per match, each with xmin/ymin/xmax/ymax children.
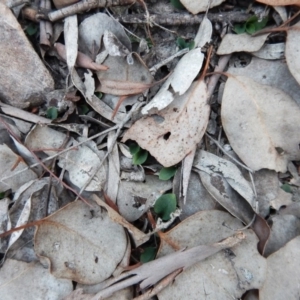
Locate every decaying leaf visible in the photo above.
<box><xmin>54</xmin><ymin>43</ymin><xmax>108</xmax><ymax>71</ymax></box>
<box><xmin>264</xmin><ymin>215</ymin><xmax>300</xmax><ymax>257</ymax></box>
<box><xmin>96</xmin><ymin>54</ymin><xmax>153</xmax><ymax>96</ymax></box>
<box><xmin>157</xmin><ymin>210</ymin><xmax>266</xmax><ymax>300</ymax></box>
<box><xmin>227</xmin><ymin>56</ymin><xmax>300</xmax><ymax>106</ymax></box>
<box><xmin>193</xmin><ymin>150</ymin><xmax>255</xmax><ymax>206</ymax></box>
<box><xmin>256</xmin><ymin>0</ymin><xmax>300</xmax><ymax>5</ymax></box>
<box><xmin>117</xmin><ymin>175</ymin><xmax>172</xmax><ymax>222</ymax></box>
<box><xmin>174</xmin><ymin>170</ymin><xmax>216</xmax><ymax>220</ymax></box>
<box><xmin>221</xmin><ymin>75</ymin><xmax>300</xmax><ymax>172</ymax></box>
<box><xmin>217</xmin><ymin>33</ymin><xmax>269</xmax><ymax>55</ymax></box>
<box><xmin>259</xmin><ymin>236</ymin><xmax>300</xmax><ymax>299</ymax></box>
<box><xmin>122</xmin><ymin>80</ymin><xmax>210</xmax><ymax>167</ymax></box>
<box><xmin>78</xmin><ymin>13</ymin><xmax>131</xmax><ymax>57</ymax></box>
<box><xmin>286</xmin><ymin>20</ymin><xmax>300</xmax><ymax>86</ymax></box>
<box><xmin>180</xmin><ymin>0</ymin><xmax>226</xmax><ymax>14</ymax></box>
<box><xmin>34</xmin><ymin>200</ymin><xmax>127</xmax><ymax>285</ymax></box>
<box><xmin>0</xmin><ymin>144</ymin><xmax>37</xmax><ymax>193</ymax></box>
<box><xmin>0</xmin><ymin>259</ymin><xmax>72</xmax><ymax>299</ymax></box>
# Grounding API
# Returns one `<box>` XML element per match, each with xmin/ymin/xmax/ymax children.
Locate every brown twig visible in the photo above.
<box><xmin>47</xmin><ymin>0</ymin><xmax>136</xmax><ymax>22</ymax></box>
<box><xmin>114</xmin><ymin>11</ymin><xmax>251</xmax><ymax>26</ymax></box>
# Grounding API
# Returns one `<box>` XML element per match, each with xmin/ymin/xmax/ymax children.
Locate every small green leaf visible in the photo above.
<box><xmin>25</xmin><ymin>23</ymin><xmax>38</xmax><ymax>36</ymax></box>
<box><xmin>140</xmin><ymin>247</ymin><xmax>156</xmax><ymax>263</ymax></box>
<box><xmin>254</xmin><ymin>16</ymin><xmax>268</xmax><ymax>32</ymax></box>
<box><xmin>170</xmin><ymin>0</ymin><xmax>185</xmax><ymax>10</ymax></box>
<box><xmin>233</xmin><ymin>23</ymin><xmax>246</xmax><ymax>34</ymax></box>
<box><xmin>188</xmin><ymin>40</ymin><xmax>195</xmax><ymax>50</ymax></box>
<box><xmin>78</xmin><ymin>104</ymin><xmax>89</xmax><ymax>115</ymax></box>
<box><xmin>129</xmin><ymin>143</ymin><xmax>140</xmax><ymax>155</ymax></box>
<box><xmin>94</xmin><ymin>92</ymin><xmax>103</xmax><ymax>99</ymax></box>
<box><xmin>281</xmin><ymin>184</ymin><xmax>293</xmax><ymax>194</ymax></box>
<box><xmin>246</xmin><ymin>22</ymin><xmax>257</xmax><ymax>34</ymax></box>
<box><xmin>133</xmin><ymin>149</ymin><xmax>148</xmax><ymax>165</ymax></box>
<box><xmin>176</xmin><ymin>37</ymin><xmax>187</xmax><ymax>50</ymax></box>
<box><xmin>154</xmin><ymin>193</ymin><xmax>176</xmax><ymax>221</ymax></box>
<box><xmin>0</xmin><ymin>192</ymin><xmax>5</xmax><ymax>199</ymax></box>
<box><xmin>159</xmin><ymin>166</ymin><xmax>177</xmax><ymax>180</ymax></box>
<box><xmin>46</xmin><ymin>107</ymin><xmax>58</xmax><ymax>120</ymax></box>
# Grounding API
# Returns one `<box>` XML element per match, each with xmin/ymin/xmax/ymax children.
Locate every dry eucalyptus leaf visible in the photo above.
<box><xmin>0</xmin><ymin>144</ymin><xmax>37</xmax><ymax>193</ymax></box>
<box><xmin>142</xmin><ymin>48</ymin><xmax>204</xmax><ymax>114</ymax></box>
<box><xmin>117</xmin><ymin>175</ymin><xmax>172</xmax><ymax>222</ymax></box>
<box><xmin>96</xmin><ymin>54</ymin><xmax>153</xmax><ymax>96</ymax></box>
<box><xmin>264</xmin><ymin>215</ymin><xmax>300</xmax><ymax>257</ymax></box>
<box><xmin>52</xmin><ymin>0</ymin><xmax>78</xmax><ymax>8</ymax></box>
<box><xmin>0</xmin><ymin>259</ymin><xmax>72</xmax><ymax>299</ymax></box>
<box><xmin>256</xmin><ymin>0</ymin><xmax>300</xmax><ymax>5</ymax></box>
<box><xmin>78</xmin><ymin>13</ymin><xmax>131</xmax><ymax>57</ymax></box>
<box><xmin>103</xmin><ymin>30</ymin><xmax>131</xmax><ymax>57</ymax></box>
<box><xmin>221</xmin><ymin>76</ymin><xmax>300</xmax><ymax>172</ymax></box>
<box><xmin>157</xmin><ymin>210</ymin><xmax>266</xmax><ymax>300</ymax></box>
<box><xmin>193</xmin><ymin>150</ymin><xmax>255</xmax><ymax>206</ymax></box>
<box><xmin>64</xmin><ymin>15</ymin><xmax>78</xmax><ymax>70</ymax></box>
<box><xmin>286</xmin><ymin>20</ymin><xmax>300</xmax><ymax>86</ymax></box>
<box><xmin>217</xmin><ymin>33</ymin><xmax>269</xmax><ymax>55</ymax></box>
<box><xmin>196</xmin><ymin>170</ymin><xmax>270</xmax><ymax>254</ymax></box>
<box><xmin>252</xmin><ymin>43</ymin><xmax>285</xmax><ymax>60</ymax></box>
<box><xmin>91</xmin><ymin>194</ymin><xmax>149</xmax><ymax>247</ymax></box>
<box><xmin>259</xmin><ymin>236</ymin><xmax>300</xmax><ymax>299</ymax></box>
<box><xmin>180</xmin><ymin>0</ymin><xmax>226</xmax><ymax>14</ymax></box>
<box><xmin>227</xmin><ymin>56</ymin><xmax>300</xmax><ymax>105</ymax></box>
<box><xmin>123</xmin><ymin>80</ymin><xmax>210</xmax><ymax>167</ymax></box>
<box><xmin>174</xmin><ymin>171</ymin><xmax>216</xmax><ymax>220</ymax></box>
<box><xmin>194</xmin><ymin>16</ymin><xmax>213</xmax><ymax>48</ymax></box>
<box><xmin>35</xmin><ymin>200</ymin><xmax>127</xmax><ymax>285</ymax></box>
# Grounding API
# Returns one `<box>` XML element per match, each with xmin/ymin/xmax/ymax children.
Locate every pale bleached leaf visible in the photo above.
<box><xmin>78</xmin><ymin>13</ymin><xmax>131</xmax><ymax>56</ymax></box>
<box><xmin>34</xmin><ymin>200</ymin><xmax>127</xmax><ymax>285</ymax></box>
<box><xmin>64</xmin><ymin>15</ymin><xmax>78</xmax><ymax>70</ymax></box>
<box><xmin>123</xmin><ymin>80</ymin><xmax>210</xmax><ymax>167</ymax></box>
<box><xmin>142</xmin><ymin>48</ymin><xmax>204</xmax><ymax>114</ymax></box>
<box><xmin>180</xmin><ymin>0</ymin><xmax>226</xmax><ymax>14</ymax></box>
<box><xmin>103</xmin><ymin>30</ymin><xmax>131</xmax><ymax>57</ymax></box>
<box><xmin>221</xmin><ymin>76</ymin><xmax>300</xmax><ymax>172</ymax></box>
<box><xmin>259</xmin><ymin>236</ymin><xmax>300</xmax><ymax>299</ymax></box>
<box><xmin>194</xmin><ymin>16</ymin><xmax>212</xmax><ymax>48</ymax></box>
<box><xmin>7</xmin><ymin>197</ymin><xmax>31</xmax><ymax>249</ymax></box>
<box><xmin>0</xmin><ymin>259</ymin><xmax>72</xmax><ymax>299</ymax></box>
<box><xmin>227</xmin><ymin>56</ymin><xmax>300</xmax><ymax>106</ymax></box>
<box><xmin>286</xmin><ymin>20</ymin><xmax>300</xmax><ymax>86</ymax></box>
<box><xmin>217</xmin><ymin>33</ymin><xmax>269</xmax><ymax>55</ymax></box>
<box><xmin>256</xmin><ymin>0</ymin><xmax>300</xmax><ymax>5</ymax></box>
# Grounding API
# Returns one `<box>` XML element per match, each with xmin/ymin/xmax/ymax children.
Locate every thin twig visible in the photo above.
<box><xmin>205</xmin><ymin>133</ymin><xmax>253</xmax><ymax>173</ymax></box>
<box><xmin>114</xmin><ymin>11</ymin><xmax>251</xmax><ymax>26</ymax></box>
<box><xmin>48</xmin><ymin>0</ymin><xmax>136</xmax><ymax>22</ymax></box>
